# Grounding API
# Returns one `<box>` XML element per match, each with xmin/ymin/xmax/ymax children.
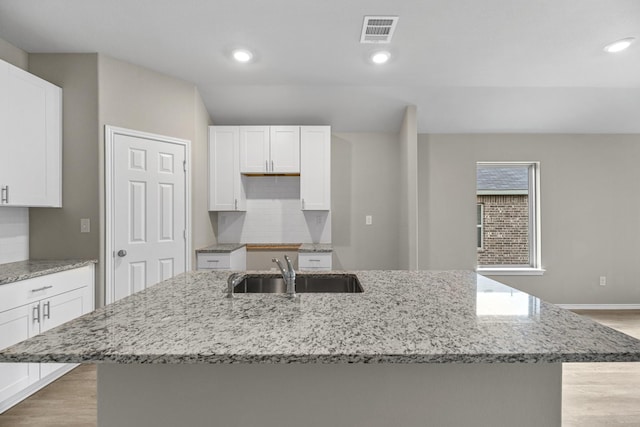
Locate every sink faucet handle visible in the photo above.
<box><xmin>284</xmin><ymin>255</ymin><xmax>295</xmax><ymax>275</ymax></box>
<box><xmin>272</xmin><ymin>258</ymin><xmax>287</xmax><ymax>276</ymax></box>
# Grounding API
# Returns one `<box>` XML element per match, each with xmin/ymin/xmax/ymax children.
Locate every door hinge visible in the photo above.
<box><xmin>183</xmin><ymin>161</ymin><xmax>186</xmax><ymax>172</ymax></box>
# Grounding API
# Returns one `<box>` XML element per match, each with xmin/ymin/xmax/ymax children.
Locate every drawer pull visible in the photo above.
<box><xmin>33</xmin><ymin>305</ymin><xmax>40</xmax><ymax>323</ymax></box>
<box><xmin>309</xmin><ymin>259</ymin><xmax>321</xmax><ymax>262</ymax></box>
<box><xmin>207</xmin><ymin>260</ymin><xmax>220</xmax><ymax>263</ymax></box>
<box><xmin>30</xmin><ymin>285</ymin><xmax>53</xmax><ymax>292</ymax></box>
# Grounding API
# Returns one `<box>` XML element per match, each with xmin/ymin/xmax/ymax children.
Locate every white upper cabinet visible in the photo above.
<box><xmin>239</xmin><ymin>126</ymin><xmax>300</xmax><ymax>173</ymax></box>
<box><xmin>0</xmin><ymin>59</ymin><xmax>62</xmax><ymax>207</ymax></box>
<box><xmin>239</xmin><ymin>126</ymin><xmax>270</xmax><ymax>173</ymax></box>
<box><xmin>300</xmin><ymin>126</ymin><xmax>331</xmax><ymax>211</ymax></box>
<box><xmin>269</xmin><ymin>126</ymin><xmax>300</xmax><ymax>173</ymax></box>
<box><xmin>208</xmin><ymin>126</ymin><xmax>246</xmax><ymax>211</ymax></box>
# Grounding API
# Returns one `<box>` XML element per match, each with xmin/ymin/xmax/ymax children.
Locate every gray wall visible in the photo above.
<box><xmin>399</xmin><ymin>106</ymin><xmax>418</xmax><ymax>269</ymax></box>
<box><xmin>0</xmin><ymin>37</ymin><xmax>28</xmax><ymax>69</ymax></box>
<box><xmin>418</xmin><ymin>133</ymin><xmax>640</xmax><ymax>304</ymax></box>
<box><xmin>28</xmin><ymin>54</ymin><xmax>100</xmax><ymax>264</ymax></box>
<box><xmin>18</xmin><ymin>53</ymin><xmax>213</xmax><ymax>307</ymax></box>
<box><xmin>331</xmin><ymin>133</ymin><xmax>401</xmax><ymax>270</ymax></box>
<box><xmin>98</xmin><ymin>55</ymin><xmax>213</xmax><ymax>304</ymax></box>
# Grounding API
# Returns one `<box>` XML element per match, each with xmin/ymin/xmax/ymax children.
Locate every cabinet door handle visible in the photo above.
<box><xmin>265</xmin><ymin>160</ymin><xmax>269</xmax><ymax>172</ymax></box>
<box><xmin>235</xmin><ymin>199</ymin><xmax>238</xmax><ymax>210</ymax></box>
<box><xmin>271</xmin><ymin>160</ymin><xmax>274</xmax><ymax>171</ymax></box>
<box><xmin>30</xmin><ymin>285</ymin><xmax>53</xmax><ymax>293</ymax></box>
<box><xmin>1</xmin><ymin>185</ymin><xmax>7</xmax><ymax>204</ymax></box>
<box><xmin>43</xmin><ymin>301</ymin><xmax>51</xmax><ymax>320</ymax></box>
<box><xmin>302</xmin><ymin>198</ymin><xmax>305</xmax><ymax>209</ymax></box>
<box><xmin>33</xmin><ymin>304</ymin><xmax>41</xmax><ymax>323</ymax></box>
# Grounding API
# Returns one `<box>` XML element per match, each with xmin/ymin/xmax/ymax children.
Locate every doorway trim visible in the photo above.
<box><xmin>105</xmin><ymin>125</ymin><xmax>191</xmax><ymax>305</ymax></box>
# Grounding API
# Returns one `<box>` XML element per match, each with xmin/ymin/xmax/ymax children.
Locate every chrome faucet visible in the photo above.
<box><xmin>226</xmin><ymin>272</ymin><xmax>245</xmax><ymax>298</ymax></box>
<box><xmin>272</xmin><ymin>255</ymin><xmax>296</xmax><ymax>298</ymax></box>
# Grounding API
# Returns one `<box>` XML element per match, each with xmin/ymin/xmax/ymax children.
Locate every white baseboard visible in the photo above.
<box><xmin>0</xmin><ymin>363</ymin><xmax>78</xmax><ymax>414</ymax></box>
<box><xmin>557</xmin><ymin>304</ymin><xmax>640</xmax><ymax>310</ymax></box>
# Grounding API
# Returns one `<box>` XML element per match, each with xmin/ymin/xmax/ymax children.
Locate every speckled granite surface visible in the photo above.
<box><xmin>196</xmin><ymin>244</ymin><xmax>246</xmax><ymax>253</ymax></box>
<box><xmin>299</xmin><ymin>244</ymin><xmax>333</xmax><ymax>253</ymax></box>
<box><xmin>0</xmin><ymin>259</ymin><xmax>98</xmax><ymax>286</ymax></box>
<box><xmin>1</xmin><ymin>270</ymin><xmax>640</xmax><ymax>364</ymax></box>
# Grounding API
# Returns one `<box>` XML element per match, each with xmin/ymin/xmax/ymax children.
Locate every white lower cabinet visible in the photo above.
<box><xmin>0</xmin><ymin>305</ymin><xmax>39</xmax><ymax>405</ymax></box>
<box><xmin>0</xmin><ymin>265</ymin><xmax>95</xmax><ymax>413</ymax></box>
<box><xmin>196</xmin><ymin>247</ymin><xmax>247</xmax><ymax>271</ymax></box>
<box><xmin>298</xmin><ymin>252</ymin><xmax>332</xmax><ymax>270</ymax></box>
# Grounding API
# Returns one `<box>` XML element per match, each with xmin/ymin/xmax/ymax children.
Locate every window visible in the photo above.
<box><xmin>476</xmin><ymin>162</ymin><xmax>543</xmax><ymax>275</ymax></box>
<box><xmin>477</xmin><ymin>204</ymin><xmax>483</xmax><ymax>250</ymax></box>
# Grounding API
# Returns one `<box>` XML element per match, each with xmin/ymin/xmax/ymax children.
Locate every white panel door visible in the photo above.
<box><xmin>0</xmin><ymin>304</ymin><xmax>39</xmax><ymax>403</ymax></box>
<box><xmin>113</xmin><ymin>133</ymin><xmax>187</xmax><ymax>302</ymax></box>
<box><xmin>300</xmin><ymin>126</ymin><xmax>331</xmax><ymax>210</ymax></box>
<box><xmin>239</xmin><ymin>126</ymin><xmax>269</xmax><ymax>173</ymax></box>
<box><xmin>270</xmin><ymin>126</ymin><xmax>300</xmax><ymax>173</ymax></box>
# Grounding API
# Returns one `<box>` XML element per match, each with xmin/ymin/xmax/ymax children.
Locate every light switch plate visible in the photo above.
<box><xmin>80</xmin><ymin>218</ymin><xmax>90</xmax><ymax>233</ymax></box>
<box><xmin>366</xmin><ymin>215</ymin><xmax>372</xmax><ymax>225</ymax></box>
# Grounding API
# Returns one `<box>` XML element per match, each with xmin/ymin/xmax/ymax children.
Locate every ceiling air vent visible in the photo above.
<box><xmin>360</xmin><ymin>16</ymin><xmax>399</xmax><ymax>44</ymax></box>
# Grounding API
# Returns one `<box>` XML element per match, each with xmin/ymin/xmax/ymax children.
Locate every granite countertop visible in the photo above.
<box><xmin>195</xmin><ymin>243</ymin><xmax>246</xmax><ymax>253</ymax></box>
<box><xmin>299</xmin><ymin>244</ymin><xmax>333</xmax><ymax>253</ymax></box>
<box><xmin>0</xmin><ymin>259</ymin><xmax>98</xmax><ymax>286</ymax></box>
<box><xmin>1</xmin><ymin>270</ymin><xmax>640</xmax><ymax>364</ymax></box>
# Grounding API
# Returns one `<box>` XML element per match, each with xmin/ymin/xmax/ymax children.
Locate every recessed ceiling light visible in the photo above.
<box><xmin>371</xmin><ymin>51</ymin><xmax>391</xmax><ymax>64</ymax></box>
<box><xmin>232</xmin><ymin>49</ymin><xmax>253</xmax><ymax>63</ymax></box>
<box><xmin>603</xmin><ymin>37</ymin><xmax>635</xmax><ymax>53</ymax></box>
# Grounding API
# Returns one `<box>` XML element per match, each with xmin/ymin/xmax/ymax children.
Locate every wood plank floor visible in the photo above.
<box><xmin>0</xmin><ymin>310</ymin><xmax>638</xmax><ymax>426</ymax></box>
<box><xmin>563</xmin><ymin>310</ymin><xmax>640</xmax><ymax>427</ymax></box>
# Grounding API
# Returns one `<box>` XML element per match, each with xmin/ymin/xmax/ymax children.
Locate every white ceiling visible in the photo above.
<box><xmin>1</xmin><ymin>0</ymin><xmax>639</xmax><ymax>133</ymax></box>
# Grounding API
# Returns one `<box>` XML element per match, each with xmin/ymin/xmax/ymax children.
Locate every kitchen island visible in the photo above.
<box><xmin>1</xmin><ymin>270</ymin><xmax>640</xmax><ymax>426</ymax></box>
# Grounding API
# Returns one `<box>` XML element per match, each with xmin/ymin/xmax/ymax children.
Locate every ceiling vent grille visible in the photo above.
<box><xmin>360</xmin><ymin>16</ymin><xmax>399</xmax><ymax>44</ymax></box>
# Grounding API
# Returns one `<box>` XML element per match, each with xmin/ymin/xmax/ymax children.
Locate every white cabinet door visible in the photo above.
<box><xmin>39</xmin><ymin>288</ymin><xmax>87</xmax><ymax>378</ymax></box>
<box><xmin>0</xmin><ymin>59</ymin><xmax>62</xmax><ymax>207</ymax></box>
<box><xmin>0</xmin><ymin>304</ymin><xmax>39</xmax><ymax>403</ymax></box>
<box><xmin>300</xmin><ymin>126</ymin><xmax>331</xmax><ymax>210</ymax></box>
<box><xmin>270</xmin><ymin>126</ymin><xmax>300</xmax><ymax>173</ymax></box>
<box><xmin>208</xmin><ymin>127</ymin><xmax>245</xmax><ymax>211</ymax></box>
<box><xmin>239</xmin><ymin>126</ymin><xmax>270</xmax><ymax>173</ymax></box>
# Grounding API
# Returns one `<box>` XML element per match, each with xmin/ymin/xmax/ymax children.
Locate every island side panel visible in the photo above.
<box><xmin>98</xmin><ymin>363</ymin><xmax>561</xmax><ymax>427</ymax></box>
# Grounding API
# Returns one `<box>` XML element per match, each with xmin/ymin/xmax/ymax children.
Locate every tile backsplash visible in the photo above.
<box><xmin>218</xmin><ymin>176</ymin><xmax>331</xmax><ymax>244</ymax></box>
<box><xmin>0</xmin><ymin>208</ymin><xmax>29</xmax><ymax>263</ymax></box>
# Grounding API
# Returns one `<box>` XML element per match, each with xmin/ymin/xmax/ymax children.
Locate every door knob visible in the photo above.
<box><xmin>117</xmin><ymin>250</ymin><xmax>127</xmax><ymax>257</ymax></box>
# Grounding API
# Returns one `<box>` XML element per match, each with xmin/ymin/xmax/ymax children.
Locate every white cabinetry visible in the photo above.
<box><xmin>239</xmin><ymin>126</ymin><xmax>300</xmax><ymax>174</ymax></box>
<box><xmin>298</xmin><ymin>252</ymin><xmax>332</xmax><ymax>270</ymax></box>
<box><xmin>300</xmin><ymin>126</ymin><xmax>331</xmax><ymax>211</ymax></box>
<box><xmin>208</xmin><ymin>126</ymin><xmax>245</xmax><ymax>211</ymax></box>
<box><xmin>196</xmin><ymin>247</ymin><xmax>247</xmax><ymax>271</ymax></box>
<box><xmin>0</xmin><ymin>305</ymin><xmax>39</xmax><ymax>405</ymax></box>
<box><xmin>0</xmin><ymin>59</ymin><xmax>62</xmax><ymax>207</ymax></box>
<box><xmin>0</xmin><ymin>265</ymin><xmax>95</xmax><ymax>413</ymax></box>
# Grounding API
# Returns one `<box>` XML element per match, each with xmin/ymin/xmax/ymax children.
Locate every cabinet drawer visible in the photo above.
<box><xmin>197</xmin><ymin>254</ymin><xmax>231</xmax><ymax>270</ymax></box>
<box><xmin>0</xmin><ymin>266</ymin><xmax>93</xmax><ymax>314</ymax></box>
<box><xmin>298</xmin><ymin>253</ymin><xmax>332</xmax><ymax>270</ymax></box>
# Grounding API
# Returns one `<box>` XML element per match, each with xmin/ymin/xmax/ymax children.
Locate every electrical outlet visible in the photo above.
<box><xmin>599</xmin><ymin>276</ymin><xmax>607</xmax><ymax>286</ymax></box>
<box><xmin>80</xmin><ymin>218</ymin><xmax>90</xmax><ymax>233</ymax></box>
<box><xmin>365</xmin><ymin>215</ymin><xmax>372</xmax><ymax>225</ymax></box>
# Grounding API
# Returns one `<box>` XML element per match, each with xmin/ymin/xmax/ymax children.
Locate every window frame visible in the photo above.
<box><xmin>475</xmin><ymin>161</ymin><xmax>544</xmax><ymax>276</ymax></box>
<box><xmin>476</xmin><ymin>203</ymin><xmax>484</xmax><ymax>251</ymax></box>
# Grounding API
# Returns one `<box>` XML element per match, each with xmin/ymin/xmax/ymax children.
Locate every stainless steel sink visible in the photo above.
<box><xmin>232</xmin><ymin>274</ymin><xmax>363</xmax><ymax>293</ymax></box>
